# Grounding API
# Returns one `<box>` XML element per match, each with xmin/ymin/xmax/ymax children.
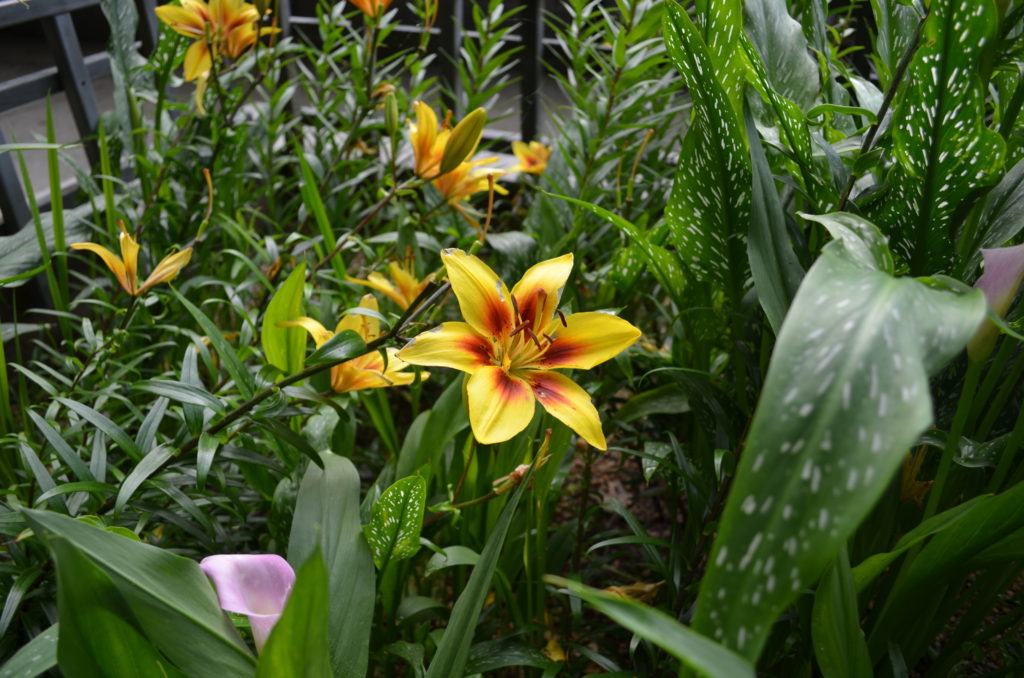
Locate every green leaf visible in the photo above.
<box><xmin>548</xmin><ymin>576</ymin><xmax>755</xmax><ymax>678</ymax></box>
<box><xmin>115</xmin><ymin>444</ymin><xmax>175</xmax><ymax>513</ymax></box>
<box><xmin>744</xmin><ymin>0</ymin><xmax>819</xmax><ymax>110</ymax></box>
<box><xmin>262</xmin><ymin>262</ymin><xmax>307</xmax><ymax>375</ymax></box>
<box><xmin>615</xmin><ymin>384</ymin><xmax>691</xmax><ymax>422</ymax></box>
<box><xmin>746</xmin><ymin>110</ymin><xmax>804</xmax><ymax>333</ymax></box>
<box><xmin>691</xmin><ymin>222</ymin><xmax>986</xmax><ymax>661</ymax></box>
<box><xmin>57</xmin><ymin>397</ymin><xmax>143</xmax><ymax>462</ymax></box>
<box><xmin>133</xmin><ymin>380</ymin><xmax>225</xmax><ymax>413</ymax></box>
<box><xmin>295</xmin><ymin>147</ymin><xmax>345</xmax><ymax>280</ymax></box>
<box><xmin>21</xmin><ymin>509</ymin><xmax>255</xmax><ymax>677</ymax></box>
<box><xmin>256</xmin><ymin>551</ymin><xmax>331</xmax><ymax>678</ymax></box>
<box><xmin>51</xmin><ymin>539</ymin><xmax>185</xmax><ymax>678</ymax></box>
<box><xmin>364</xmin><ymin>476</ymin><xmax>426</xmax><ymax>570</ymax></box>
<box><xmin>975</xmin><ymin>156</ymin><xmax>1024</xmax><ymax>254</ymax></box>
<box><xmin>867</xmin><ymin>480</ymin><xmax>1024</xmax><ymax>661</ymax></box>
<box><xmin>425</xmin><ymin>467</ymin><xmax>532</xmax><ymax>678</ymax></box>
<box><xmin>27</xmin><ymin>410</ymin><xmax>94</xmax><ymax>482</ymax></box>
<box><xmin>664</xmin><ymin>2</ymin><xmax>751</xmax><ymax>298</ymax></box>
<box><xmin>424</xmin><ymin>545</ymin><xmax>480</xmax><ymax>578</ymax></box>
<box><xmin>173</xmin><ymin>289</ymin><xmax>257</xmax><ymax>398</ymax></box>
<box><xmin>800</xmin><ymin>212</ymin><xmax>895</xmax><ymax>274</ymax></box>
<box><xmin>306</xmin><ymin>329</ymin><xmax>367</xmax><ymax>366</ymax></box>
<box><xmin>811</xmin><ymin>546</ymin><xmax>872</xmax><ymax>678</ymax></box>
<box><xmin>875</xmin><ymin>0</ymin><xmax>1004</xmax><ymax>273</ymax></box>
<box><xmin>288</xmin><ymin>455</ymin><xmax>374</xmax><ymax>678</ymax></box>
<box><xmin>0</xmin><ymin>624</ymin><xmax>58</xmax><ymax>678</ymax></box>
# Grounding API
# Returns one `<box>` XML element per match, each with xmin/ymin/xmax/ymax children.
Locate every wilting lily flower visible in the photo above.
<box><xmin>967</xmin><ymin>243</ymin><xmax>1024</xmax><ymax>362</ymax></box>
<box><xmin>200</xmin><ymin>554</ymin><xmax>294</xmax><ymax>652</ymax></box>
<box><xmin>397</xmin><ymin>250</ymin><xmax>640</xmax><ymax>449</ymax></box>
<box><xmin>280</xmin><ymin>294</ymin><xmax>425</xmax><ymax>392</ymax></box>
<box><xmin>408</xmin><ymin>101</ymin><xmax>451</xmax><ymax>179</ymax></box>
<box><xmin>509</xmin><ymin>141</ymin><xmax>550</xmax><ymax>175</ymax></box>
<box><xmin>347</xmin><ymin>257</ymin><xmax>433</xmax><ymax>310</ymax></box>
<box><xmin>71</xmin><ymin>221</ymin><xmax>192</xmax><ymax>296</ymax></box>
<box><xmin>155</xmin><ymin>0</ymin><xmax>278</xmax><ymax>110</ymax></box>
<box><xmin>348</xmin><ymin>0</ymin><xmax>393</xmax><ymax>19</ymax></box>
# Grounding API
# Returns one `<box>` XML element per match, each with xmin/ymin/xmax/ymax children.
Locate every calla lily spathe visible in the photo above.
<box><xmin>199</xmin><ymin>554</ymin><xmax>294</xmax><ymax>652</ymax></box>
<box><xmin>281</xmin><ymin>294</ymin><xmax>424</xmax><ymax>392</ymax></box>
<box><xmin>347</xmin><ymin>258</ymin><xmax>433</xmax><ymax>310</ymax></box>
<box><xmin>71</xmin><ymin>222</ymin><xmax>192</xmax><ymax>296</ymax></box>
<box><xmin>967</xmin><ymin>243</ymin><xmax>1024</xmax><ymax>362</ymax></box>
<box><xmin>397</xmin><ymin>250</ymin><xmax>641</xmax><ymax>449</ymax></box>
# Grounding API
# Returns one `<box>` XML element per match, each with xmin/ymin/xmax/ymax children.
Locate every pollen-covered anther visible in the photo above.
<box><xmin>556</xmin><ymin>309</ymin><xmax>567</xmax><ymax>327</ymax></box>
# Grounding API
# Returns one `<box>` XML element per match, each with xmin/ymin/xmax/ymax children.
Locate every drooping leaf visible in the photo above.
<box><xmin>21</xmin><ymin>509</ymin><xmax>255</xmax><ymax>677</ymax></box>
<box><xmin>811</xmin><ymin>546</ymin><xmax>872</xmax><ymax>678</ymax></box>
<box><xmin>262</xmin><ymin>262</ymin><xmax>308</xmax><ymax>375</ymax></box>
<box><xmin>975</xmin><ymin>156</ymin><xmax>1024</xmax><ymax>254</ymax></box>
<box><xmin>364</xmin><ymin>476</ymin><xmax>426</xmax><ymax>570</ymax></box>
<box><xmin>549</xmin><ymin>576</ymin><xmax>755</xmax><ymax>678</ymax></box>
<box><xmin>255</xmin><ymin>551</ymin><xmax>332</xmax><ymax>678</ymax></box>
<box><xmin>876</xmin><ymin>0</ymin><xmax>1004</xmax><ymax>274</ymax></box>
<box><xmin>664</xmin><ymin>2</ymin><xmax>751</xmax><ymax>299</ymax></box>
<box><xmin>288</xmin><ymin>455</ymin><xmax>374</xmax><ymax>678</ymax></box>
<box><xmin>744</xmin><ymin>0</ymin><xmax>819</xmax><ymax>110</ymax></box>
<box><xmin>306</xmin><ymin>329</ymin><xmax>367</xmax><ymax>366</ymax></box>
<box><xmin>691</xmin><ymin>220</ymin><xmax>986</xmax><ymax>660</ymax></box>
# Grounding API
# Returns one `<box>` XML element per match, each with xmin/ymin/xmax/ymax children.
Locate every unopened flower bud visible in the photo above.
<box><xmin>384</xmin><ymin>92</ymin><xmax>399</xmax><ymax>137</ymax></box>
<box><xmin>440</xmin><ymin>107</ymin><xmax>487</xmax><ymax>175</ymax></box>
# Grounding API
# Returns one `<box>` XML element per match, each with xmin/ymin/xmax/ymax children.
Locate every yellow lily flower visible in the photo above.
<box><xmin>346</xmin><ymin>257</ymin><xmax>434</xmax><ymax>310</ymax></box>
<box><xmin>71</xmin><ymin>222</ymin><xmax>193</xmax><ymax>296</ymax></box>
<box><xmin>509</xmin><ymin>141</ymin><xmax>550</xmax><ymax>175</ymax></box>
<box><xmin>408</xmin><ymin>101</ymin><xmax>451</xmax><ymax>179</ymax></box>
<box><xmin>432</xmin><ymin>156</ymin><xmax>508</xmax><ymax>206</ymax></box>
<box><xmin>349</xmin><ymin>0</ymin><xmax>393</xmax><ymax>19</ymax></box>
<box><xmin>280</xmin><ymin>294</ymin><xmax>424</xmax><ymax>393</ymax></box>
<box><xmin>397</xmin><ymin>250</ymin><xmax>641</xmax><ymax>449</ymax></box>
<box><xmin>155</xmin><ymin>0</ymin><xmax>278</xmax><ymax>110</ymax></box>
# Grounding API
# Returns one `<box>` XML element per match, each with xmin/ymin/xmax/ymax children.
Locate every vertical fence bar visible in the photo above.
<box><xmin>438</xmin><ymin>0</ymin><xmax>464</xmax><ymax>115</ymax></box>
<box><xmin>136</xmin><ymin>0</ymin><xmax>159</xmax><ymax>55</ymax></box>
<box><xmin>42</xmin><ymin>12</ymin><xmax>101</xmax><ymax>166</ymax></box>
<box><xmin>520</xmin><ymin>0</ymin><xmax>544</xmax><ymax>141</ymax></box>
<box><xmin>0</xmin><ymin>128</ymin><xmax>31</xmax><ymax>235</ymax></box>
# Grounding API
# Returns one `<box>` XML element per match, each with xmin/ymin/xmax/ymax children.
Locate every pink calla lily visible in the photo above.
<box><xmin>967</xmin><ymin>243</ymin><xmax>1024</xmax><ymax>362</ymax></box>
<box><xmin>200</xmin><ymin>554</ymin><xmax>295</xmax><ymax>652</ymax></box>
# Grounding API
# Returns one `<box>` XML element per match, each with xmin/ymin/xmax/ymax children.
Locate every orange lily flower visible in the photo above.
<box><xmin>347</xmin><ymin>257</ymin><xmax>433</xmax><ymax>310</ymax></box>
<box><xmin>408</xmin><ymin>101</ymin><xmax>451</xmax><ymax>179</ymax></box>
<box><xmin>349</xmin><ymin>0</ymin><xmax>393</xmax><ymax>19</ymax></box>
<box><xmin>71</xmin><ymin>222</ymin><xmax>193</xmax><ymax>296</ymax></box>
<box><xmin>155</xmin><ymin>0</ymin><xmax>278</xmax><ymax>109</ymax></box>
<box><xmin>397</xmin><ymin>250</ymin><xmax>640</xmax><ymax>449</ymax></box>
<box><xmin>510</xmin><ymin>141</ymin><xmax>550</xmax><ymax>175</ymax></box>
<box><xmin>280</xmin><ymin>295</ymin><xmax>423</xmax><ymax>392</ymax></box>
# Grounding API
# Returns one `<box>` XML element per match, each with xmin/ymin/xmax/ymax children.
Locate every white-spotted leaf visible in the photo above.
<box><xmin>364</xmin><ymin>476</ymin><xmax>426</xmax><ymax>571</ymax></box>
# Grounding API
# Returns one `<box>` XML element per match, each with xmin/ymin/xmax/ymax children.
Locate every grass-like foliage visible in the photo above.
<box><xmin>1</xmin><ymin>0</ymin><xmax>1024</xmax><ymax>676</ymax></box>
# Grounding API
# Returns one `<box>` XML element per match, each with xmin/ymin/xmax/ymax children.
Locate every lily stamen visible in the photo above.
<box><xmin>556</xmin><ymin>309</ymin><xmax>568</xmax><ymax>327</ymax></box>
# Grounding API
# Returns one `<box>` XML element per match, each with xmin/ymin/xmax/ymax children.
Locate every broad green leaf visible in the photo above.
<box><xmin>397</xmin><ymin>376</ymin><xmax>468</xmax><ymax>479</ymax></box>
<box><xmin>744</xmin><ymin>0</ymin><xmax>819</xmax><ymax>110</ymax></box>
<box><xmin>868</xmin><ymin>0</ymin><xmax>921</xmax><ymax>88</ymax></box>
<box><xmin>876</xmin><ymin>0</ymin><xmax>1004</xmax><ymax>274</ymax></box>
<box><xmin>800</xmin><ymin>212</ymin><xmax>895</xmax><ymax>274</ymax></box>
<box><xmin>51</xmin><ymin>539</ymin><xmax>184</xmax><ymax>678</ymax></box>
<box><xmin>288</xmin><ymin>455</ymin><xmax>374</xmax><ymax>678</ymax></box>
<box><xmin>173</xmin><ymin>289</ymin><xmax>257</xmax><ymax>398</ymax></box>
<box><xmin>867</xmin><ymin>480</ymin><xmax>1024</xmax><ymax>662</ymax></box>
<box><xmin>746</xmin><ymin>110</ymin><xmax>804</xmax><ymax>333</ymax></box>
<box><xmin>256</xmin><ymin>551</ymin><xmax>331</xmax><ymax>678</ymax></box>
<box><xmin>694</xmin><ymin>0</ymin><xmax>744</xmax><ymax>112</ymax></box>
<box><xmin>549</xmin><ymin>576</ymin><xmax>755</xmax><ymax>678</ymax></box>
<box><xmin>262</xmin><ymin>262</ymin><xmax>307</xmax><ymax>375</ymax></box>
<box><xmin>425</xmin><ymin>467</ymin><xmax>532</xmax><ymax>678</ymax></box>
<box><xmin>364</xmin><ymin>476</ymin><xmax>426</xmax><ymax>570</ymax></box>
<box><xmin>664</xmin><ymin>2</ymin><xmax>751</xmax><ymax>299</ymax></box>
<box><xmin>306</xmin><ymin>329</ymin><xmax>367</xmax><ymax>366</ymax></box>
<box><xmin>692</xmin><ymin>223</ymin><xmax>986</xmax><ymax>661</ymax></box>
<box><xmin>975</xmin><ymin>156</ymin><xmax>1024</xmax><ymax>254</ymax></box>
<box><xmin>0</xmin><ymin>624</ymin><xmax>58</xmax><ymax>678</ymax></box>
<box><xmin>811</xmin><ymin>546</ymin><xmax>871</xmax><ymax>678</ymax></box>
<box><xmin>21</xmin><ymin>509</ymin><xmax>255</xmax><ymax>677</ymax></box>
<box><xmin>424</xmin><ymin>545</ymin><xmax>480</xmax><ymax>578</ymax></box>
<box><xmin>465</xmin><ymin>638</ymin><xmax>562</xmax><ymax>674</ymax></box>
<box><xmin>615</xmin><ymin>384</ymin><xmax>691</xmax><ymax>422</ymax></box>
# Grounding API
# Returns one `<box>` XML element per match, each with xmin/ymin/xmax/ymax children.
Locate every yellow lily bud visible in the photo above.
<box><xmin>440</xmin><ymin>107</ymin><xmax>487</xmax><ymax>176</ymax></box>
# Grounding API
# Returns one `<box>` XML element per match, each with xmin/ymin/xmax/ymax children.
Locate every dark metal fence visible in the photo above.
<box><xmin>0</xmin><ymin>0</ymin><xmax>551</xmax><ymax>233</ymax></box>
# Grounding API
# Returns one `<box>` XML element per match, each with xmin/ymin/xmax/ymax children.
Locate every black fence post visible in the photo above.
<box><xmin>438</xmin><ymin>0</ymin><xmax>464</xmax><ymax>116</ymax></box>
<box><xmin>41</xmin><ymin>12</ymin><xmax>101</xmax><ymax>166</ymax></box>
<box><xmin>136</xmin><ymin>0</ymin><xmax>160</xmax><ymax>56</ymax></box>
<box><xmin>0</xmin><ymin>128</ymin><xmax>31</xmax><ymax>235</ymax></box>
<box><xmin>520</xmin><ymin>0</ymin><xmax>544</xmax><ymax>142</ymax></box>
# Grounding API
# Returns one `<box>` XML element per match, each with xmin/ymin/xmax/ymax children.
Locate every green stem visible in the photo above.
<box><xmin>975</xmin><ymin>344</ymin><xmax>1024</xmax><ymax>441</ymax></box>
<box><xmin>987</xmin><ymin>386</ymin><xmax>1024</xmax><ymax>493</ymax></box>
<box><xmin>967</xmin><ymin>336</ymin><xmax>1017</xmax><ymax>431</ymax></box>
<box><xmin>923</xmin><ymin>360</ymin><xmax>982</xmax><ymax>521</ymax></box>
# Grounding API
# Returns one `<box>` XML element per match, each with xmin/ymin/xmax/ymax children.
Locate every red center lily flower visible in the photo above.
<box><xmin>397</xmin><ymin>250</ymin><xmax>641</xmax><ymax>449</ymax></box>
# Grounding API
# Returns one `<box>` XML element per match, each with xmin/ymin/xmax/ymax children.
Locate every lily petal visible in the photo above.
<box><xmin>441</xmin><ymin>249</ymin><xmax>515</xmax><ymax>340</ymax></box>
<box><xmin>537</xmin><ymin>311</ymin><xmax>641</xmax><ymax>370</ymax></box>
<box><xmin>466</xmin><ymin>366</ymin><xmax>535</xmax><ymax>444</ymax></box>
<box><xmin>184</xmin><ymin>39</ymin><xmax>212</xmax><ymax>82</ymax></box>
<box><xmin>279</xmin><ymin>317</ymin><xmax>334</xmax><ymax>349</ymax></box>
<box><xmin>154</xmin><ymin>5</ymin><xmax>207</xmax><ymax>37</ymax></box>
<box><xmin>510</xmin><ymin>253</ymin><xmax>573</xmax><ymax>333</ymax></box>
<box><xmin>524</xmin><ymin>370</ymin><xmax>606</xmax><ymax>450</ymax></box>
<box><xmin>336</xmin><ymin>294</ymin><xmax>381</xmax><ymax>342</ymax></box>
<box><xmin>199</xmin><ymin>554</ymin><xmax>295</xmax><ymax>652</ymax></box>
<box><xmin>347</xmin><ymin>272</ymin><xmax>404</xmax><ymax>308</ymax></box>
<box><xmin>117</xmin><ymin>225</ymin><xmax>140</xmax><ymax>294</ymax></box>
<box><xmin>70</xmin><ymin>243</ymin><xmax>133</xmax><ymax>295</ymax></box>
<box><xmin>397</xmin><ymin>321</ymin><xmax>493</xmax><ymax>373</ymax></box>
<box><xmin>138</xmin><ymin>247</ymin><xmax>193</xmax><ymax>294</ymax></box>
